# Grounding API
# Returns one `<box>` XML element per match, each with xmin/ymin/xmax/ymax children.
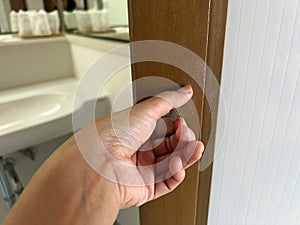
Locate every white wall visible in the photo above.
<box><xmin>209</xmin><ymin>0</ymin><xmax>300</xmax><ymax>225</ymax></box>
<box><xmin>107</xmin><ymin>0</ymin><xmax>128</xmax><ymax>26</ymax></box>
<box><xmin>75</xmin><ymin>0</ymin><xmax>85</xmax><ymax>9</ymax></box>
<box><xmin>25</xmin><ymin>0</ymin><xmax>44</xmax><ymax>10</ymax></box>
<box><xmin>0</xmin><ymin>0</ymin><xmax>11</xmax><ymax>32</ymax></box>
<box><xmin>85</xmin><ymin>0</ymin><xmax>128</xmax><ymax>26</ymax></box>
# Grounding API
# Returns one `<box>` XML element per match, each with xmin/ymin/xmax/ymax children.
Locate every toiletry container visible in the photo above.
<box><xmin>18</xmin><ymin>10</ymin><xmax>33</xmax><ymax>36</ymax></box>
<box><xmin>48</xmin><ymin>10</ymin><xmax>60</xmax><ymax>34</ymax></box>
<box><xmin>89</xmin><ymin>9</ymin><xmax>110</xmax><ymax>32</ymax></box>
<box><xmin>31</xmin><ymin>10</ymin><xmax>52</xmax><ymax>36</ymax></box>
<box><xmin>75</xmin><ymin>10</ymin><xmax>92</xmax><ymax>33</ymax></box>
<box><xmin>10</xmin><ymin>11</ymin><xmax>19</xmax><ymax>33</ymax></box>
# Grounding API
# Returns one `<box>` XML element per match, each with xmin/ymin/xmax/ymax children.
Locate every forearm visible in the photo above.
<box><xmin>2</xmin><ymin>137</ymin><xmax>120</xmax><ymax>225</ymax></box>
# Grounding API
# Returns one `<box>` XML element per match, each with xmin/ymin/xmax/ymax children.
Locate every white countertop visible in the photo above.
<box><xmin>0</xmin><ymin>34</ymin><xmax>68</xmax><ymax>47</ymax></box>
<box><xmin>0</xmin><ymin>78</ymin><xmax>111</xmax><ymax>155</ymax></box>
<box><xmin>0</xmin><ymin>78</ymin><xmax>78</xmax><ymax>136</ymax></box>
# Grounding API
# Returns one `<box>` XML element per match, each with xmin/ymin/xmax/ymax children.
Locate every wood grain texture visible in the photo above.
<box><xmin>196</xmin><ymin>0</ymin><xmax>228</xmax><ymax>224</ymax></box>
<box><xmin>128</xmin><ymin>0</ymin><xmax>228</xmax><ymax>224</ymax></box>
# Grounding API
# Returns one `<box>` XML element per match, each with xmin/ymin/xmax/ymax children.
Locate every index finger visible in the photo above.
<box><xmin>134</xmin><ymin>85</ymin><xmax>193</xmax><ymax>120</ymax></box>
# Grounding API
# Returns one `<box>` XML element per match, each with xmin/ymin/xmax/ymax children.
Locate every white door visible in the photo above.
<box><xmin>209</xmin><ymin>0</ymin><xmax>300</xmax><ymax>224</ymax></box>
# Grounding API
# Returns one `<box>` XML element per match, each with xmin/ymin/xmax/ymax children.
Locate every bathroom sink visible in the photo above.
<box><xmin>0</xmin><ymin>80</ymin><xmax>112</xmax><ymax>156</ymax></box>
<box><xmin>0</xmin><ymin>87</ymin><xmax>75</xmax><ymax>156</ymax></box>
<box><xmin>0</xmin><ymin>93</ymin><xmax>71</xmax><ymax>135</ymax></box>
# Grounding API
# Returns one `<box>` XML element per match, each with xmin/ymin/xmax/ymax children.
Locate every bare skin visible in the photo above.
<box><xmin>2</xmin><ymin>85</ymin><xmax>204</xmax><ymax>225</ymax></box>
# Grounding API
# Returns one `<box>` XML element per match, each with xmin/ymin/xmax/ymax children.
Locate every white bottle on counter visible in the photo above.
<box><xmin>31</xmin><ymin>10</ymin><xmax>52</xmax><ymax>36</ymax></box>
<box><xmin>48</xmin><ymin>10</ymin><xmax>60</xmax><ymax>34</ymax></box>
<box><xmin>75</xmin><ymin>10</ymin><xmax>92</xmax><ymax>33</ymax></box>
<box><xmin>10</xmin><ymin>11</ymin><xmax>19</xmax><ymax>32</ymax></box>
<box><xmin>18</xmin><ymin>10</ymin><xmax>32</xmax><ymax>36</ymax></box>
<box><xmin>89</xmin><ymin>9</ymin><xmax>110</xmax><ymax>32</ymax></box>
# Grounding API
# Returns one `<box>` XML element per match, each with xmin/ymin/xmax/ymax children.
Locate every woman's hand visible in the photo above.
<box><xmin>80</xmin><ymin>85</ymin><xmax>204</xmax><ymax>208</ymax></box>
<box><xmin>2</xmin><ymin>85</ymin><xmax>204</xmax><ymax>225</ymax></box>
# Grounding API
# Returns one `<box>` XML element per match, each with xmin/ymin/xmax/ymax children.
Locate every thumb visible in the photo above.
<box><xmin>112</xmin><ymin>86</ymin><xmax>193</xmax><ymax>151</ymax></box>
<box><xmin>134</xmin><ymin>85</ymin><xmax>193</xmax><ymax>120</ymax></box>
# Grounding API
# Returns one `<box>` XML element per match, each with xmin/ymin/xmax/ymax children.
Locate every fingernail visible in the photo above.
<box><xmin>179</xmin><ymin>85</ymin><xmax>193</xmax><ymax>94</ymax></box>
<box><xmin>181</xmin><ymin>117</ymin><xmax>187</xmax><ymax>126</ymax></box>
<box><xmin>200</xmin><ymin>142</ymin><xmax>205</xmax><ymax>153</ymax></box>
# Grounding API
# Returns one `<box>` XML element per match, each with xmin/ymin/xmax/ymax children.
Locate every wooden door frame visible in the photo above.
<box><xmin>128</xmin><ymin>0</ymin><xmax>228</xmax><ymax>224</ymax></box>
<box><xmin>196</xmin><ymin>0</ymin><xmax>228</xmax><ymax>224</ymax></box>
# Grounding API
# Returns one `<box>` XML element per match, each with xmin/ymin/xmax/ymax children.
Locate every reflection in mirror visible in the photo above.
<box><xmin>61</xmin><ymin>0</ymin><xmax>129</xmax><ymax>42</ymax></box>
<box><xmin>0</xmin><ymin>0</ymin><xmax>62</xmax><ymax>38</ymax></box>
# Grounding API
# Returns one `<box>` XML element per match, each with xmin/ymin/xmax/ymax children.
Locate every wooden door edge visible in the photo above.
<box><xmin>196</xmin><ymin>0</ymin><xmax>228</xmax><ymax>224</ymax></box>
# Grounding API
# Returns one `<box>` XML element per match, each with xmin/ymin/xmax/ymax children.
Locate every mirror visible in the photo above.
<box><xmin>0</xmin><ymin>0</ymin><xmax>129</xmax><ymax>41</ymax></box>
<box><xmin>61</xmin><ymin>0</ymin><xmax>129</xmax><ymax>42</ymax></box>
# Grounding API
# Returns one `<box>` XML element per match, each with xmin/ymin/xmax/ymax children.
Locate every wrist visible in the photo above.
<box><xmin>58</xmin><ymin>137</ymin><xmax>121</xmax><ymax>225</ymax></box>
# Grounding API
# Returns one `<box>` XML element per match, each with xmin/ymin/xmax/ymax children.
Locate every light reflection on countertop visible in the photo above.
<box><xmin>0</xmin><ymin>78</ymin><xmax>110</xmax><ymax>155</ymax></box>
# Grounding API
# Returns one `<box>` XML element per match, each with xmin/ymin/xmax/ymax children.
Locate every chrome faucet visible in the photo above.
<box><xmin>0</xmin><ymin>157</ymin><xmax>24</xmax><ymax>208</ymax></box>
